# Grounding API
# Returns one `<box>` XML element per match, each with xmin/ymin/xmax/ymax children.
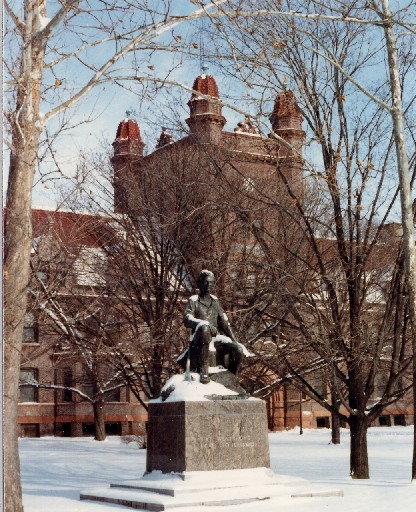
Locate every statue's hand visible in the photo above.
<box><xmin>209</xmin><ymin>325</ymin><xmax>218</xmax><ymax>336</ymax></box>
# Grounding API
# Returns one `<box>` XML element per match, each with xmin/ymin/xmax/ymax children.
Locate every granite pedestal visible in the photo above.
<box><xmin>146</xmin><ymin>398</ymin><xmax>269</xmax><ymax>473</ymax></box>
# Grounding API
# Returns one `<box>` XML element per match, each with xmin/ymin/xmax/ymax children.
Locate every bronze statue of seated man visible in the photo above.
<box><xmin>179</xmin><ymin>270</ymin><xmax>246</xmax><ymax>384</ymax></box>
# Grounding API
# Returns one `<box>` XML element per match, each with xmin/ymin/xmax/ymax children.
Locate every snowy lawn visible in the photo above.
<box><xmin>20</xmin><ymin>426</ymin><xmax>415</xmax><ymax>511</ymax></box>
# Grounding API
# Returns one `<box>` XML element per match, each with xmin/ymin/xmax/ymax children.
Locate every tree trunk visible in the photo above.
<box><xmin>93</xmin><ymin>394</ymin><xmax>106</xmax><ymax>441</ymax></box>
<box><xmin>152</xmin><ymin>341</ymin><xmax>163</xmax><ymax>397</ymax></box>
<box><xmin>331</xmin><ymin>412</ymin><xmax>341</xmax><ymax>445</ymax></box>
<box><xmin>4</xmin><ymin>146</ymin><xmax>40</xmax><ymax>512</ymax></box>
<box><xmin>3</xmin><ymin>299</ymin><xmax>25</xmax><ymax>512</ymax></box>
<box><xmin>4</xmin><ymin>141</ymin><xmax>40</xmax><ymax>512</ymax></box>
<box><xmin>4</xmin><ymin>80</ymin><xmax>43</xmax><ymax>512</ymax></box>
<box><xmin>4</xmin><ymin>4</ymin><xmax>47</xmax><ymax>508</ymax></box>
<box><xmin>380</xmin><ymin>0</ymin><xmax>416</xmax><ymax>480</ymax></box>
<box><xmin>348</xmin><ymin>365</ymin><xmax>369</xmax><ymax>478</ymax></box>
<box><xmin>330</xmin><ymin>390</ymin><xmax>341</xmax><ymax>444</ymax></box>
<box><xmin>349</xmin><ymin>415</ymin><xmax>369</xmax><ymax>479</ymax></box>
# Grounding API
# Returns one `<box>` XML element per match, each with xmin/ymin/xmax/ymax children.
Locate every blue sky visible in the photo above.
<box><xmin>4</xmin><ymin>1</ymin><xmax>249</xmax><ymax>209</ymax></box>
<box><xmin>3</xmin><ymin>0</ymin><xmax>413</xmax><ymax>223</ymax></box>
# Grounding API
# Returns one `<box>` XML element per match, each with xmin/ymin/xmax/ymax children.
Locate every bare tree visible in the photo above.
<box><xmin>3</xmin><ymin>1</ymin><xmax>228</xmax><ymax>508</ymax></box>
<box><xmin>199</xmin><ymin>0</ymin><xmax>416</xmax><ymax>478</ymax></box>
<box><xmin>75</xmin><ymin>138</ymin><xmax>253</xmax><ymax>398</ymax></box>
<box><xmin>53</xmin><ymin>114</ymin><xmax>287</xmax><ymax>403</ymax></box>
<box><xmin>30</xmin><ymin>293</ymin><xmax>128</xmax><ymax>442</ymax></box>
<box><xmin>53</xmin><ymin>145</ymin><xmax>209</xmax><ymax>402</ymax></box>
<box><xmin>222</xmin><ymin>167</ymin><xmax>413</xmax><ymax>476</ymax></box>
<box><xmin>27</xmin><ymin>209</ymin><xmax>130</xmax><ymax>440</ymax></box>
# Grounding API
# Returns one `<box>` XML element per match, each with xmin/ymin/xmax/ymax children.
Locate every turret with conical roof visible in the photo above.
<box><xmin>269</xmin><ymin>90</ymin><xmax>305</xmax><ymax>195</ymax></box>
<box><xmin>269</xmin><ymin>90</ymin><xmax>305</xmax><ymax>150</ymax></box>
<box><xmin>112</xmin><ymin>115</ymin><xmax>145</xmax><ymax>213</ymax></box>
<box><xmin>186</xmin><ymin>68</ymin><xmax>226</xmax><ymax>142</ymax></box>
<box><xmin>112</xmin><ymin>116</ymin><xmax>144</xmax><ymax>157</ymax></box>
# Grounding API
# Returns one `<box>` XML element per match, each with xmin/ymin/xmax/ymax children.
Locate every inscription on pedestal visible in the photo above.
<box><xmin>146</xmin><ymin>399</ymin><xmax>270</xmax><ymax>473</ymax></box>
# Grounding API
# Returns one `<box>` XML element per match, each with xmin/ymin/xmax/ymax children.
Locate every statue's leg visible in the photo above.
<box><xmin>227</xmin><ymin>344</ymin><xmax>243</xmax><ymax>375</ymax></box>
<box><xmin>176</xmin><ymin>348</ymin><xmax>188</xmax><ymax>371</ymax></box>
<box><xmin>189</xmin><ymin>343</ymin><xmax>199</xmax><ymax>372</ymax></box>
<box><xmin>215</xmin><ymin>344</ymin><xmax>226</xmax><ymax>368</ymax></box>
<box><xmin>194</xmin><ymin>325</ymin><xmax>211</xmax><ymax>384</ymax></box>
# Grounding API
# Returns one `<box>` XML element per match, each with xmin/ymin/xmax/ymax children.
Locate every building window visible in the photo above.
<box><xmin>106</xmin><ymin>422</ymin><xmax>121</xmax><ymax>436</ymax></box>
<box><xmin>82</xmin><ymin>423</ymin><xmax>96</xmax><ymax>436</ymax></box>
<box><xmin>82</xmin><ymin>422</ymin><xmax>122</xmax><ymax>436</ymax></box>
<box><xmin>104</xmin><ymin>387</ymin><xmax>121</xmax><ymax>402</ymax></box>
<box><xmin>81</xmin><ymin>383</ymin><xmax>94</xmax><ymax>400</ymax></box>
<box><xmin>379</xmin><ymin>415</ymin><xmax>391</xmax><ymax>427</ymax></box>
<box><xmin>73</xmin><ymin>247</ymin><xmax>107</xmax><ymax>287</ymax></box>
<box><xmin>313</xmin><ymin>373</ymin><xmax>327</xmax><ymax>400</ymax></box>
<box><xmin>316</xmin><ymin>417</ymin><xmax>330</xmax><ymax>429</ymax></box>
<box><xmin>285</xmin><ymin>384</ymin><xmax>300</xmax><ymax>402</ymax></box>
<box><xmin>35</xmin><ymin>271</ymin><xmax>48</xmax><ymax>282</ymax></box>
<box><xmin>23</xmin><ymin>313</ymin><xmax>38</xmax><ymax>343</ymax></box>
<box><xmin>62</xmin><ymin>369</ymin><xmax>73</xmax><ymax>402</ymax></box>
<box><xmin>61</xmin><ymin>423</ymin><xmax>72</xmax><ymax>437</ymax></box>
<box><xmin>20</xmin><ymin>424</ymin><xmax>39</xmax><ymax>438</ymax></box>
<box><xmin>393</xmin><ymin>414</ymin><xmax>406</xmax><ymax>426</ymax></box>
<box><xmin>19</xmin><ymin>369</ymin><xmax>38</xmax><ymax>403</ymax></box>
<box><xmin>374</xmin><ymin>376</ymin><xmax>387</xmax><ymax>398</ymax></box>
<box><xmin>246</xmin><ymin>272</ymin><xmax>257</xmax><ymax>288</ymax></box>
<box><xmin>105</xmin><ymin>316</ymin><xmax>122</xmax><ymax>340</ymax></box>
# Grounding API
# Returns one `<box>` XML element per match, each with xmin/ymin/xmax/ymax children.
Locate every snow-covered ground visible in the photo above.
<box><xmin>20</xmin><ymin>426</ymin><xmax>415</xmax><ymax>511</ymax></box>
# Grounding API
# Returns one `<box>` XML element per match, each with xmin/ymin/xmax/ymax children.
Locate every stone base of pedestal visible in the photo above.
<box><xmin>146</xmin><ymin>398</ymin><xmax>269</xmax><ymax>473</ymax></box>
<box><xmin>80</xmin><ymin>468</ymin><xmax>343</xmax><ymax>510</ymax></box>
<box><xmin>80</xmin><ymin>379</ymin><xmax>344</xmax><ymax>509</ymax></box>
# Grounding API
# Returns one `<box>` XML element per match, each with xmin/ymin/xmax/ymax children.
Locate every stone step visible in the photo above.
<box><xmin>110</xmin><ymin>468</ymin><xmax>308</xmax><ymax>496</ymax></box>
<box><xmin>80</xmin><ymin>484</ymin><xmax>273</xmax><ymax>510</ymax></box>
<box><xmin>109</xmin><ymin>468</ymin><xmax>307</xmax><ymax>497</ymax></box>
<box><xmin>80</xmin><ymin>469</ymin><xmax>343</xmax><ymax>510</ymax></box>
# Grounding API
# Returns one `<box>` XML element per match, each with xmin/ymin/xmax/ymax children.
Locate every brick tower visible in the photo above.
<box><xmin>112</xmin><ymin>116</ymin><xmax>144</xmax><ymax>213</ymax></box>
<box><xmin>186</xmin><ymin>67</ymin><xmax>226</xmax><ymax>143</ymax></box>
<box><xmin>269</xmin><ymin>89</ymin><xmax>305</xmax><ymax>194</ymax></box>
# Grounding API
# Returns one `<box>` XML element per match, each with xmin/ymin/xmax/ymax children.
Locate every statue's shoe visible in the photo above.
<box><xmin>199</xmin><ymin>371</ymin><xmax>210</xmax><ymax>384</ymax></box>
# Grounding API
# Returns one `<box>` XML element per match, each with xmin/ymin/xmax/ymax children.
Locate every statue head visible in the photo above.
<box><xmin>197</xmin><ymin>269</ymin><xmax>215</xmax><ymax>295</ymax></box>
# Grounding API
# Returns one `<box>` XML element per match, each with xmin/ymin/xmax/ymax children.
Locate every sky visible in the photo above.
<box><xmin>25</xmin><ymin>68</ymin><xmax>250</xmax><ymax>212</ymax></box>
<box><xmin>4</xmin><ymin>1</ymin><xmax>244</xmax><ymax>210</ymax></box>
<box><xmin>19</xmin><ymin>425</ymin><xmax>415</xmax><ymax>512</ymax></box>
<box><xmin>3</xmin><ymin>1</ymin><xmax>413</xmax><ymax>221</ymax></box>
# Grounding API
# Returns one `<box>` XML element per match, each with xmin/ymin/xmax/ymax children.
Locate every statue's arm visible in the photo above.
<box><xmin>216</xmin><ymin>299</ymin><xmax>250</xmax><ymax>356</ymax></box>
<box><xmin>216</xmin><ymin>301</ymin><xmax>238</xmax><ymax>342</ymax></box>
<box><xmin>183</xmin><ymin>298</ymin><xmax>200</xmax><ymax>330</ymax></box>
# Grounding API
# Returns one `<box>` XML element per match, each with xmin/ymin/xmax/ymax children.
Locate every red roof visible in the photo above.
<box><xmin>115</xmin><ymin>118</ymin><xmax>142</xmax><ymax>141</ymax></box>
<box><xmin>191</xmin><ymin>74</ymin><xmax>219</xmax><ymax>99</ymax></box>
<box><xmin>31</xmin><ymin>209</ymin><xmax>114</xmax><ymax>249</ymax></box>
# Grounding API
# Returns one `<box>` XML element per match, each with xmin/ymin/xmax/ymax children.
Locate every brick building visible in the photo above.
<box><xmin>110</xmin><ymin>71</ymin><xmax>413</xmax><ymax>431</ymax></box>
<box><xmin>19</xmin><ymin>209</ymin><xmax>147</xmax><ymax>437</ymax></box>
<box><xmin>18</xmin><ymin>70</ymin><xmax>413</xmax><ymax>436</ymax></box>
